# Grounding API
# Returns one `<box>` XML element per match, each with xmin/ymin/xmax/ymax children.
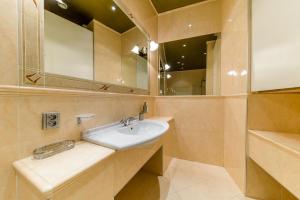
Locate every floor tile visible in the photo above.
<box><xmin>116</xmin><ymin>158</ymin><xmax>256</xmax><ymax>200</ymax></box>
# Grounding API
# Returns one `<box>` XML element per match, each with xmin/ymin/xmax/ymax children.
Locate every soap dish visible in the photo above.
<box><xmin>33</xmin><ymin>140</ymin><xmax>75</xmax><ymax>159</ymax></box>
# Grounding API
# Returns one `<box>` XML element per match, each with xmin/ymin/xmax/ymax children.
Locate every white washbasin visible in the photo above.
<box><xmin>82</xmin><ymin>119</ymin><xmax>169</xmax><ymax>150</ymax></box>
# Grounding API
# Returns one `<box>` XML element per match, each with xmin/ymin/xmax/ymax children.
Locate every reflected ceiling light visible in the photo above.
<box><xmin>56</xmin><ymin>0</ymin><xmax>68</xmax><ymax>9</ymax></box>
<box><xmin>177</xmin><ymin>61</ymin><xmax>181</xmax><ymax>64</ymax></box>
<box><xmin>111</xmin><ymin>5</ymin><xmax>116</xmax><ymax>11</ymax></box>
<box><xmin>181</xmin><ymin>55</ymin><xmax>185</xmax><ymax>59</ymax></box>
<box><xmin>131</xmin><ymin>45</ymin><xmax>140</xmax><ymax>54</ymax></box>
<box><xmin>204</xmin><ymin>52</ymin><xmax>207</xmax><ymax>55</ymax></box>
<box><xmin>158</xmin><ymin>74</ymin><xmax>161</xmax><ymax>79</ymax></box>
<box><xmin>164</xmin><ymin>64</ymin><xmax>171</xmax><ymax>70</ymax></box>
<box><xmin>167</xmin><ymin>74</ymin><xmax>172</xmax><ymax>79</ymax></box>
<box><xmin>181</xmin><ymin>63</ymin><xmax>184</xmax><ymax>66</ymax></box>
<box><xmin>240</xmin><ymin>70</ymin><xmax>248</xmax><ymax>76</ymax></box>
<box><xmin>188</xmin><ymin>24</ymin><xmax>192</xmax><ymax>28</ymax></box>
<box><xmin>227</xmin><ymin>70</ymin><xmax>238</xmax><ymax>77</ymax></box>
<box><xmin>150</xmin><ymin>41</ymin><xmax>159</xmax><ymax>51</ymax></box>
<box><xmin>183</xmin><ymin>44</ymin><xmax>187</xmax><ymax>47</ymax></box>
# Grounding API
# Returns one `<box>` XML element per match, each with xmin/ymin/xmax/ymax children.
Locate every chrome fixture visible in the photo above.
<box><xmin>76</xmin><ymin>113</ymin><xmax>96</xmax><ymax>125</ymax></box>
<box><xmin>139</xmin><ymin>102</ymin><xmax>148</xmax><ymax>121</ymax></box>
<box><xmin>33</xmin><ymin>140</ymin><xmax>75</xmax><ymax>159</ymax></box>
<box><xmin>56</xmin><ymin>0</ymin><xmax>68</xmax><ymax>9</ymax></box>
<box><xmin>42</xmin><ymin>112</ymin><xmax>60</xmax><ymax>129</ymax></box>
<box><xmin>120</xmin><ymin>117</ymin><xmax>136</xmax><ymax>126</ymax></box>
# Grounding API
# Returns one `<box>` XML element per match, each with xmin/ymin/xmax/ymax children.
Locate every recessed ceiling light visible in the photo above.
<box><xmin>164</xmin><ymin>64</ymin><xmax>171</xmax><ymax>70</ymax></box>
<box><xmin>183</xmin><ymin>44</ymin><xmax>187</xmax><ymax>47</ymax></box>
<box><xmin>177</xmin><ymin>61</ymin><xmax>181</xmax><ymax>64</ymax></box>
<box><xmin>111</xmin><ymin>5</ymin><xmax>116</xmax><ymax>11</ymax></box>
<box><xmin>188</xmin><ymin>24</ymin><xmax>192</xmax><ymax>28</ymax></box>
<box><xmin>167</xmin><ymin>74</ymin><xmax>172</xmax><ymax>79</ymax></box>
<box><xmin>181</xmin><ymin>55</ymin><xmax>185</xmax><ymax>59</ymax></box>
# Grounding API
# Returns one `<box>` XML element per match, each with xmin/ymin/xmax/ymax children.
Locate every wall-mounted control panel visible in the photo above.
<box><xmin>42</xmin><ymin>112</ymin><xmax>60</xmax><ymax>129</ymax></box>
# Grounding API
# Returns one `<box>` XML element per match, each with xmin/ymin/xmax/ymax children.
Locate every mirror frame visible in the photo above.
<box><xmin>18</xmin><ymin>0</ymin><xmax>151</xmax><ymax>95</ymax></box>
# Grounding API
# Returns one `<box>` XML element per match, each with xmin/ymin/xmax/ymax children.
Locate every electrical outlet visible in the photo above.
<box><xmin>42</xmin><ymin>112</ymin><xmax>60</xmax><ymax>129</ymax></box>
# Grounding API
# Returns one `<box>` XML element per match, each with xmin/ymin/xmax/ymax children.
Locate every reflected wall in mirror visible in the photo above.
<box><xmin>159</xmin><ymin>34</ymin><xmax>221</xmax><ymax>96</ymax></box>
<box><xmin>20</xmin><ymin>0</ymin><xmax>149</xmax><ymax>93</ymax></box>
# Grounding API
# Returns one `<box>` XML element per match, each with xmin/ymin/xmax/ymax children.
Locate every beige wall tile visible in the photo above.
<box><xmin>155</xmin><ymin>96</ymin><xmax>224</xmax><ymax>166</ymax></box>
<box><xmin>224</xmin><ymin>96</ymin><xmax>247</xmax><ymax>192</ymax></box>
<box><xmin>17</xmin><ymin>94</ymin><xmax>154</xmax><ymax>158</ymax></box>
<box><xmin>0</xmin><ymin>0</ymin><xmax>18</xmax><ymax>85</ymax></box>
<box><xmin>115</xmin><ymin>0</ymin><xmax>158</xmax><ymax>41</ymax></box>
<box><xmin>0</xmin><ymin>96</ymin><xmax>18</xmax><ymax>200</ymax></box>
<box><xmin>92</xmin><ymin>20</ymin><xmax>122</xmax><ymax>85</ymax></box>
<box><xmin>158</xmin><ymin>0</ymin><xmax>221</xmax><ymax>43</ymax></box>
<box><xmin>115</xmin><ymin>0</ymin><xmax>159</xmax><ymax>95</ymax></box>
<box><xmin>221</xmin><ymin>0</ymin><xmax>249</xmax><ymax>95</ymax></box>
<box><xmin>248</xmin><ymin>93</ymin><xmax>300</xmax><ymax>133</ymax></box>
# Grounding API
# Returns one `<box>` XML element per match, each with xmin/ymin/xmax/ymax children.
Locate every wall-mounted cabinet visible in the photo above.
<box><xmin>251</xmin><ymin>0</ymin><xmax>300</xmax><ymax>92</ymax></box>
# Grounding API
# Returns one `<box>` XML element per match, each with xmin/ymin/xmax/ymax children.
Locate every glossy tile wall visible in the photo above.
<box><xmin>220</xmin><ymin>0</ymin><xmax>249</xmax><ymax>192</ymax></box>
<box><xmin>155</xmin><ymin>96</ymin><xmax>224</xmax><ymax>166</ymax></box>
<box><xmin>224</xmin><ymin>96</ymin><xmax>247</xmax><ymax>192</ymax></box>
<box><xmin>115</xmin><ymin>0</ymin><xmax>159</xmax><ymax>95</ymax></box>
<box><xmin>247</xmin><ymin>93</ymin><xmax>300</xmax><ymax>199</ymax></box>
<box><xmin>158</xmin><ymin>0</ymin><xmax>221</xmax><ymax>43</ymax></box>
<box><xmin>0</xmin><ymin>88</ymin><xmax>154</xmax><ymax>199</ymax></box>
<box><xmin>0</xmin><ymin>0</ymin><xmax>18</xmax><ymax>85</ymax></box>
<box><xmin>221</xmin><ymin>0</ymin><xmax>249</xmax><ymax>96</ymax></box>
<box><xmin>0</xmin><ymin>0</ymin><xmax>159</xmax><ymax>198</ymax></box>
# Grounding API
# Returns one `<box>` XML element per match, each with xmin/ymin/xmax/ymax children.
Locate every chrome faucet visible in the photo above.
<box><xmin>120</xmin><ymin>117</ymin><xmax>136</xmax><ymax>126</ymax></box>
<box><xmin>139</xmin><ymin>102</ymin><xmax>148</xmax><ymax>121</ymax></box>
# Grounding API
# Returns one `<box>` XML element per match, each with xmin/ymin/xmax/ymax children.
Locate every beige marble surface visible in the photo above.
<box><xmin>155</xmin><ymin>96</ymin><xmax>224</xmax><ymax>166</ymax></box>
<box><xmin>0</xmin><ymin>0</ymin><xmax>18</xmax><ymax>85</ymax></box>
<box><xmin>0</xmin><ymin>86</ymin><xmax>155</xmax><ymax>199</ymax></box>
<box><xmin>116</xmin><ymin>158</ymin><xmax>255</xmax><ymax>200</ymax></box>
<box><xmin>224</xmin><ymin>96</ymin><xmax>247</xmax><ymax>192</ymax></box>
<box><xmin>115</xmin><ymin>0</ymin><xmax>159</xmax><ymax>96</ymax></box>
<box><xmin>158</xmin><ymin>0</ymin><xmax>221</xmax><ymax>43</ymax></box>
<box><xmin>13</xmin><ymin>141</ymin><xmax>115</xmax><ymax>195</ymax></box>
<box><xmin>12</xmin><ymin>115</ymin><xmax>172</xmax><ymax>198</ymax></box>
<box><xmin>91</xmin><ymin>20</ymin><xmax>122</xmax><ymax>85</ymax></box>
<box><xmin>248</xmin><ymin>93</ymin><xmax>300</xmax><ymax>133</ymax></box>
<box><xmin>220</xmin><ymin>0</ymin><xmax>249</xmax><ymax>96</ymax></box>
<box><xmin>249</xmin><ymin>130</ymin><xmax>300</xmax><ymax>198</ymax></box>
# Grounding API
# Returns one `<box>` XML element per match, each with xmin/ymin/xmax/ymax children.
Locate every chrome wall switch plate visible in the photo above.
<box><xmin>42</xmin><ymin>112</ymin><xmax>60</xmax><ymax>129</ymax></box>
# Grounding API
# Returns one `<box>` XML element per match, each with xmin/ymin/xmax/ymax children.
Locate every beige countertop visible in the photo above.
<box><xmin>13</xmin><ymin>141</ymin><xmax>115</xmax><ymax>195</ymax></box>
<box><xmin>249</xmin><ymin>129</ymin><xmax>300</xmax><ymax>157</ymax></box>
<box><xmin>13</xmin><ymin>116</ymin><xmax>173</xmax><ymax>196</ymax></box>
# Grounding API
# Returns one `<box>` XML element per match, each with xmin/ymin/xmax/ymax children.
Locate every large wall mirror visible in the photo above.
<box><xmin>20</xmin><ymin>0</ymin><xmax>150</xmax><ymax>94</ymax></box>
<box><xmin>159</xmin><ymin>33</ymin><xmax>221</xmax><ymax>96</ymax></box>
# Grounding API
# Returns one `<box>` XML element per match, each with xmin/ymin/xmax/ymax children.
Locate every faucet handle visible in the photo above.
<box><xmin>142</xmin><ymin>102</ymin><xmax>148</xmax><ymax>113</ymax></box>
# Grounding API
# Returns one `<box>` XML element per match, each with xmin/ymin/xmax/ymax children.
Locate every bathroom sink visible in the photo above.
<box><xmin>82</xmin><ymin>119</ymin><xmax>169</xmax><ymax>150</ymax></box>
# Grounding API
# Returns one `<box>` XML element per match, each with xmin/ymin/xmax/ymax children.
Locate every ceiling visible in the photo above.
<box><xmin>161</xmin><ymin>34</ymin><xmax>218</xmax><ymax>72</ymax></box>
<box><xmin>45</xmin><ymin>0</ymin><xmax>135</xmax><ymax>33</ymax></box>
<box><xmin>150</xmin><ymin>0</ymin><xmax>208</xmax><ymax>13</ymax></box>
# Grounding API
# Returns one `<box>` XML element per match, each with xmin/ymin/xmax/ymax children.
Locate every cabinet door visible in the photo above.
<box><xmin>251</xmin><ymin>0</ymin><xmax>300</xmax><ymax>91</ymax></box>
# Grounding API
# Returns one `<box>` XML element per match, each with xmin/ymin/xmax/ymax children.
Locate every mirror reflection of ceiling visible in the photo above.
<box><xmin>44</xmin><ymin>0</ymin><xmax>135</xmax><ymax>33</ymax></box>
<box><xmin>151</xmin><ymin>0</ymin><xmax>208</xmax><ymax>13</ymax></box>
<box><xmin>161</xmin><ymin>34</ymin><xmax>218</xmax><ymax>72</ymax></box>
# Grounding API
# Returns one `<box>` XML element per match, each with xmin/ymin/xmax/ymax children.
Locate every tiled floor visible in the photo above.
<box><xmin>116</xmin><ymin>158</ymin><xmax>255</xmax><ymax>200</ymax></box>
